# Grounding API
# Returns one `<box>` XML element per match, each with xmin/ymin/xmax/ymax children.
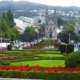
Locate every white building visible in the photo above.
<box><xmin>18</xmin><ymin>16</ymin><xmax>34</xmax><ymax>24</ymax></box>
<box><xmin>14</xmin><ymin>18</ymin><xmax>31</xmax><ymax>33</ymax></box>
<box><xmin>14</xmin><ymin>16</ymin><xmax>45</xmax><ymax>33</ymax></box>
<box><xmin>0</xmin><ymin>38</ymin><xmax>10</xmax><ymax>49</ymax></box>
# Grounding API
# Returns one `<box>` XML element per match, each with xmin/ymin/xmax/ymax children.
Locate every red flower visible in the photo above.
<box><xmin>31</xmin><ymin>65</ymin><xmax>42</xmax><ymax>72</ymax></box>
<box><xmin>0</xmin><ymin>65</ymin><xmax>80</xmax><ymax>73</ymax></box>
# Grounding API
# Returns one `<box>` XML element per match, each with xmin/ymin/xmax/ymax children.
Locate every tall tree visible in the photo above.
<box><xmin>57</xmin><ymin>17</ymin><xmax>64</xmax><ymax>28</ymax></box>
<box><xmin>25</xmin><ymin>26</ymin><xmax>36</xmax><ymax>36</ymax></box>
<box><xmin>63</xmin><ymin>21</ymin><xmax>75</xmax><ymax>33</ymax></box>
<box><xmin>58</xmin><ymin>21</ymin><xmax>75</xmax><ymax>43</ymax></box>
<box><xmin>23</xmin><ymin>26</ymin><xmax>37</xmax><ymax>41</ymax></box>
<box><xmin>7</xmin><ymin>10</ymin><xmax>15</xmax><ymax>28</ymax></box>
<box><xmin>0</xmin><ymin>10</ymin><xmax>19</xmax><ymax>40</ymax></box>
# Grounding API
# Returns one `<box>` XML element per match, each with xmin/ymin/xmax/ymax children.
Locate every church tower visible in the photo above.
<box><xmin>44</xmin><ymin>9</ymin><xmax>58</xmax><ymax>40</ymax></box>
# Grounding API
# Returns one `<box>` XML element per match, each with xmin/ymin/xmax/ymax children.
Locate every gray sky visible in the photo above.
<box><xmin>1</xmin><ymin>0</ymin><xmax>80</xmax><ymax>7</ymax></box>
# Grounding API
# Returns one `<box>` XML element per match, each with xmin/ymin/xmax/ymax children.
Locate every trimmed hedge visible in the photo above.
<box><xmin>0</xmin><ymin>61</ymin><xmax>10</xmax><ymax>65</ymax></box>
<box><xmin>0</xmin><ymin>71</ymin><xmax>80</xmax><ymax>80</ymax></box>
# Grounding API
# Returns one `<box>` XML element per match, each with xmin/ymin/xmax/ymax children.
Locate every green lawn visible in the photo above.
<box><xmin>12</xmin><ymin>60</ymin><xmax>65</xmax><ymax>67</ymax></box>
<box><xmin>0</xmin><ymin>49</ymin><xmax>65</xmax><ymax>67</ymax></box>
<box><xmin>37</xmin><ymin>54</ymin><xmax>64</xmax><ymax>58</ymax></box>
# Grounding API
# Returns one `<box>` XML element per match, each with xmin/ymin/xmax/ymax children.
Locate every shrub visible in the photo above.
<box><xmin>65</xmin><ymin>51</ymin><xmax>80</xmax><ymax>67</ymax></box>
<box><xmin>59</xmin><ymin>44</ymin><xmax>74</xmax><ymax>53</ymax></box>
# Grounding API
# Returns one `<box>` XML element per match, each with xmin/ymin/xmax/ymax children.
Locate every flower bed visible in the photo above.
<box><xmin>0</xmin><ymin>65</ymin><xmax>80</xmax><ymax>73</ymax></box>
<box><xmin>0</xmin><ymin>65</ymin><xmax>80</xmax><ymax>79</ymax></box>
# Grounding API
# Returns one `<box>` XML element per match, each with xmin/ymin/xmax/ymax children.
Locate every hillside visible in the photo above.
<box><xmin>0</xmin><ymin>1</ymin><xmax>80</xmax><ymax>17</ymax></box>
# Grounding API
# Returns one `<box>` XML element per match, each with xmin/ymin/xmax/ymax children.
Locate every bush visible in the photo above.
<box><xmin>59</xmin><ymin>44</ymin><xmax>74</xmax><ymax>53</ymax></box>
<box><xmin>65</xmin><ymin>51</ymin><xmax>80</xmax><ymax>67</ymax></box>
<box><xmin>0</xmin><ymin>71</ymin><xmax>80</xmax><ymax>80</ymax></box>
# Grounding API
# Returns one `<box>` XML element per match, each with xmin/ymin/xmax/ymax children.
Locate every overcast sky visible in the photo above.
<box><xmin>1</xmin><ymin>0</ymin><xmax>80</xmax><ymax>7</ymax></box>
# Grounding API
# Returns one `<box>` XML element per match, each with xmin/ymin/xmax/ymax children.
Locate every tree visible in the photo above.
<box><xmin>57</xmin><ymin>17</ymin><xmax>64</xmax><ymax>28</ymax></box>
<box><xmin>58</xmin><ymin>21</ymin><xmax>75</xmax><ymax>53</ymax></box>
<box><xmin>63</xmin><ymin>21</ymin><xmax>75</xmax><ymax>33</ymax></box>
<box><xmin>7</xmin><ymin>10</ymin><xmax>15</xmax><ymax>28</ymax></box>
<box><xmin>0</xmin><ymin>10</ymin><xmax>19</xmax><ymax>40</ymax></box>
<box><xmin>63</xmin><ymin>21</ymin><xmax>75</xmax><ymax>43</ymax></box>
<box><xmin>39</xmin><ymin>23</ymin><xmax>45</xmax><ymax>37</ymax></box>
<box><xmin>7</xmin><ymin>27</ymin><xmax>19</xmax><ymax>40</ymax></box>
<box><xmin>25</xmin><ymin>26</ymin><xmax>36</xmax><ymax>36</ymax></box>
<box><xmin>24</xmin><ymin>26</ymin><xmax>37</xmax><ymax>41</ymax></box>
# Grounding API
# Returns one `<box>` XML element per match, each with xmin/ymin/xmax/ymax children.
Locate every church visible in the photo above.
<box><xmin>44</xmin><ymin>9</ymin><xmax>59</xmax><ymax>40</ymax></box>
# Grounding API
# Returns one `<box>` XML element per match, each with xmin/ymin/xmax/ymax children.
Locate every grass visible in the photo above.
<box><xmin>0</xmin><ymin>49</ymin><xmax>65</xmax><ymax>67</ymax></box>
<box><xmin>12</xmin><ymin>60</ymin><xmax>65</xmax><ymax>67</ymax></box>
<box><xmin>37</xmin><ymin>54</ymin><xmax>64</xmax><ymax>57</ymax></box>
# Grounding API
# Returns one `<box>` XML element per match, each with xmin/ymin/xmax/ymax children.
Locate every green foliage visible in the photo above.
<box><xmin>0</xmin><ymin>10</ymin><xmax>19</xmax><ymax>40</ymax></box>
<box><xmin>7</xmin><ymin>10</ymin><xmax>15</xmax><ymax>28</ymax></box>
<box><xmin>59</xmin><ymin>44</ymin><xmax>74</xmax><ymax>53</ymax></box>
<box><xmin>0</xmin><ymin>71</ymin><xmax>79</xmax><ymax>80</ymax></box>
<box><xmin>0</xmin><ymin>61</ymin><xmax>10</xmax><ymax>65</ymax></box>
<box><xmin>65</xmin><ymin>51</ymin><xmax>80</xmax><ymax>67</ymax></box>
<box><xmin>57</xmin><ymin>17</ymin><xmax>64</xmax><ymax>27</ymax></box>
<box><xmin>59</xmin><ymin>21</ymin><xmax>77</xmax><ymax>43</ymax></box>
<box><xmin>10</xmin><ymin>27</ymin><xmax>19</xmax><ymax>40</ymax></box>
<box><xmin>63</xmin><ymin>21</ymin><xmax>75</xmax><ymax>33</ymax></box>
<box><xmin>25</xmin><ymin>26</ymin><xmax>37</xmax><ymax>36</ymax></box>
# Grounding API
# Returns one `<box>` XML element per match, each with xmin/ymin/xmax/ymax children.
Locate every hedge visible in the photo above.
<box><xmin>0</xmin><ymin>71</ymin><xmax>80</xmax><ymax>80</ymax></box>
<box><xmin>65</xmin><ymin>51</ymin><xmax>80</xmax><ymax>67</ymax></box>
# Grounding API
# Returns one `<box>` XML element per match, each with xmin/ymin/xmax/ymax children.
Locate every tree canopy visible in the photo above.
<box><xmin>0</xmin><ymin>10</ymin><xmax>19</xmax><ymax>40</ymax></box>
<box><xmin>57</xmin><ymin>17</ymin><xmax>64</xmax><ymax>28</ymax></box>
<box><xmin>63</xmin><ymin>21</ymin><xmax>75</xmax><ymax>33</ymax></box>
<box><xmin>24</xmin><ymin>26</ymin><xmax>37</xmax><ymax>36</ymax></box>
